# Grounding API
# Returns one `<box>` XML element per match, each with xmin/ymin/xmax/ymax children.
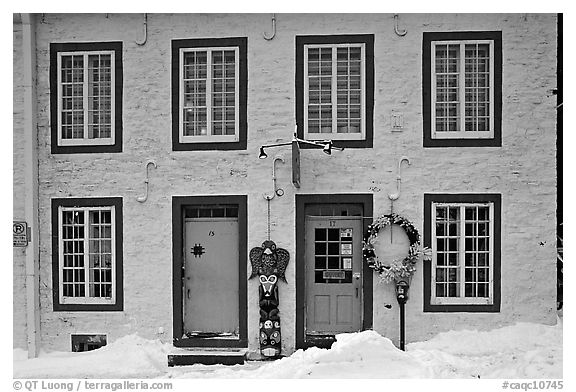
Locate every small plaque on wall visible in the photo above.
<box><xmin>13</xmin><ymin>221</ymin><xmax>28</xmax><ymax>247</ymax></box>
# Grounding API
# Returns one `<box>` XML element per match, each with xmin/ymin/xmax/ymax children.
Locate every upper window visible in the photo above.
<box><xmin>423</xmin><ymin>32</ymin><xmax>502</xmax><ymax>147</ymax></box>
<box><xmin>50</xmin><ymin>42</ymin><xmax>123</xmax><ymax>154</ymax></box>
<box><xmin>424</xmin><ymin>194</ymin><xmax>501</xmax><ymax>312</ymax></box>
<box><xmin>172</xmin><ymin>37</ymin><xmax>247</xmax><ymax>151</ymax></box>
<box><xmin>296</xmin><ymin>35</ymin><xmax>374</xmax><ymax>148</ymax></box>
<box><xmin>52</xmin><ymin>197</ymin><xmax>123</xmax><ymax>311</ymax></box>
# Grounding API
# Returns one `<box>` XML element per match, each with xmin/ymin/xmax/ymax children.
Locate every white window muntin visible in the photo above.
<box><xmin>303</xmin><ymin>43</ymin><xmax>366</xmax><ymax>141</ymax></box>
<box><xmin>56</xmin><ymin>50</ymin><xmax>116</xmax><ymax>146</ymax></box>
<box><xmin>58</xmin><ymin>206</ymin><xmax>116</xmax><ymax>305</ymax></box>
<box><xmin>431</xmin><ymin>40</ymin><xmax>494</xmax><ymax>139</ymax></box>
<box><xmin>179</xmin><ymin>46</ymin><xmax>240</xmax><ymax>143</ymax></box>
<box><xmin>430</xmin><ymin>202</ymin><xmax>494</xmax><ymax>305</ymax></box>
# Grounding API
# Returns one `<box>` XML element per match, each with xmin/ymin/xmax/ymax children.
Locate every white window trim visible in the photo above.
<box><xmin>58</xmin><ymin>206</ymin><xmax>116</xmax><ymax>305</ymax></box>
<box><xmin>303</xmin><ymin>43</ymin><xmax>366</xmax><ymax>141</ymax></box>
<box><xmin>56</xmin><ymin>50</ymin><xmax>116</xmax><ymax>146</ymax></box>
<box><xmin>431</xmin><ymin>39</ymin><xmax>494</xmax><ymax>139</ymax></box>
<box><xmin>430</xmin><ymin>202</ymin><xmax>494</xmax><ymax>305</ymax></box>
<box><xmin>179</xmin><ymin>47</ymin><xmax>240</xmax><ymax>144</ymax></box>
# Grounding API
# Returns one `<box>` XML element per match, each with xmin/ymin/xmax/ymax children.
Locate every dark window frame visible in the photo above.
<box><xmin>296</xmin><ymin>34</ymin><xmax>374</xmax><ymax>149</ymax></box>
<box><xmin>51</xmin><ymin>197</ymin><xmax>123</xmax><ymax>312</ymax></box>
<box><xmin>171</xmin><ymin>37</ymin><xmax>248</xmax><ymax>151</ymax></box>
<box><xmin>422</xmin><ymin>31</ymin><xmax>502</xmax><ymax>148</ymax></box>
<box><xmin>50</xmin><ymin>42</ymin><xmax>123</xmax><ymax>154</ymax></box>
<box><xmin>423</xmin><ymin>193</ymin><xmax>501</xmax><ymax>312</ymax></box>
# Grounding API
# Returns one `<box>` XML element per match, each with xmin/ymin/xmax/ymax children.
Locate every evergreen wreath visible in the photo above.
<box><xmin>363</xmin><ymin>213</ymin><xmax>431</xmax><ymax>283</ymax></box>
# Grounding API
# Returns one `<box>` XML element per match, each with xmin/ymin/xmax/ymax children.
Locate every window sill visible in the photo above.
<box><xmin>51</xmin><ymin>143</ymin><xmax>122</xmax><ymax>154</ymax></box>
<box><xmin>172</xmin><ymin>139</ymin><xmax>247</xmax><ymax>151</ymax></box>
<box><xmin>423</xmin><ymin>135</ymin><xmax>501</xmax><ymax>148</ymax></box>
<box><xmin>53</xmin><ymin>302</ymin><xmax>123</xmax><ymax>312</ymax></box>
<box><xmin>423</xmin><ymin>302</ymin><xmax>500</xmax><ymax>313</ymax></box>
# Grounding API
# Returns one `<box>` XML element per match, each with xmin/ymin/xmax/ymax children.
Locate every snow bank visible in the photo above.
<box><xmin>407</xmin><ymin>319</ymin><xmax>563</xmax><ymax>379</ymax></box>
<box><xmin>176</xmin><ymin>330</ymin><xmax>431</xmax><ymax>378</ymax></box>
<box><xmin>13</xmin><ymin>334</ymin><xmax>171</xmax><ymax>379</ymax></box>
<box><xmin>13</xmin><ymin>320</ymin><xmax>562</xmax><ymax>379</ymax></box>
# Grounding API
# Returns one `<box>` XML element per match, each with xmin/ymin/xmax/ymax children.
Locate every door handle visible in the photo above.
<box><xmin>356</xmin><ymin>287</ymin><xmax>359</xmax><ymax>298</ymax></box>
<box><xmin>187</xmin><ymin>289</ymin><xmax>191</xmax><ymax>299</ymax></box>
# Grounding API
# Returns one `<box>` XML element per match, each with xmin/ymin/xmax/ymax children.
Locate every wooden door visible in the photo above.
<box><xmin>305</xmin><ymin>217</ymin><xmax>363</xmax><ymax>334</ymax></box>
<box><xmin>183</xmin><ymin>218</ymin><xmax>239</xmax><ymax>336</ymax></box>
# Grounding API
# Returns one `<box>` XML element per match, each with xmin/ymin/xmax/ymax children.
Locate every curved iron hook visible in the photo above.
<box><xmin>263</xmin><ymin>156</ymin><xmax>285</xmax><ymax>200</ymax></box>
<box><xmin>394</xmin><ymin>14</ymin><xmax>407</xmax><ymax>37</ymax></box>
<box><xmin>388</xmin><ymin>156</ymin><xmax>411</xmax><ymax>201</ymax></box>
<box><xmin>136</xmin><ymin>160</ymin><xmax>157</xmax><ymax>203</ymax></box>
<box><xmin>135</xmin><ymin>13</ymin><xmax>148</xmax><ymax>46</ymax></box>
<box><xmin>263</xmin><ymin>13</ymin><xmax>276</xmax><ymax>41</ymax></box>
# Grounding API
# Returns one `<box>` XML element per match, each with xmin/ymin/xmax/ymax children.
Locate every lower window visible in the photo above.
<box><xmin>71</xmin><ymin>334</ymin><xmax>107</xmax><ymax>352</ymax></box>
<box><xmin>52</xmin><ymin>197</ymin><xmax>123</xmax><ymax>311</ymax></box>
<box><xmin>424</xmin><ymin>194</ymin><xmax>501</xmax><ymax>312</ymax></box>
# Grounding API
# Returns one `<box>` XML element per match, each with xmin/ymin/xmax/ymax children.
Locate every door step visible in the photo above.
<box><xmin>305</xmin><ymin>334</ymin><xmax>336</xmax><ymax>349</ymax></box>
<box><xmin>167</xmin><ymin>348</ymin><xmax>247</xmax><ymax>367</ymax></box>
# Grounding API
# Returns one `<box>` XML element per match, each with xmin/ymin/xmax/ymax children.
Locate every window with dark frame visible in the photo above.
<box><xmin>296</xmin><ymin>34</ymin><xmax>374</xmax><ymax>149</ymax></box>
<box><xmin>50</xmin><ymin>42</ymin><xmax>123</xmax><ymax>154</ymax></box>
<box><xmin>52</xmin><ymin>197</ymin><xmax>123</xmax><ymax>311</ymax></box>
<box><xmin>172</xmin><ymin>37</ymin><xmax>248</xmax><ymax>151</ymax></box>
<box><xmin>424</xmin><ymin>194</ymin><xmax>501</xmax><ymax>312</ymax></box>
<box><xmin>423</xmin><ymin>32</ymin><xmax>502</xmax><ymax>147</ymax></box>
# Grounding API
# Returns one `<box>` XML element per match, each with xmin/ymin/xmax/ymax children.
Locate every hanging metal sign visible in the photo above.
<box><xmin>13</xmin><ymin>221</ymin><xmax>28</xmax><ymax>247</ymax></box>
<box><xmin>291</xmin><ymin>140</ymin><xmax>300</xmax><ymax>188</ymax></box>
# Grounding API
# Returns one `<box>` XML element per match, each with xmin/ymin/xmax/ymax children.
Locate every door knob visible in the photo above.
<box><xmin>353</xmin><ymin>272</ymin><xmax>361</xmax><ymax>280</ymax></box>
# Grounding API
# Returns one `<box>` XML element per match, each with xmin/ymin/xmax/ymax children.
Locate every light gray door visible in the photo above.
<box><xmin>183</xmin><ymin>218</ymin><xmax>239</xmax><ymax>336</ymax></box>
<box><xmin>305</xmin><ymin>217</ymin><xmax>363</xmax><ymax>334</ymax></box>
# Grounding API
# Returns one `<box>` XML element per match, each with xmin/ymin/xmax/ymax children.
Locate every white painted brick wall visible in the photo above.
<box><xmin>13</xmin><ymin>23</ymin><xmax>28</xmax><ymax>350</ymax></box>
<box><xmin>14</xmin><ymin>13</ymin><xmax>557</xmax><ymax>355</ymax></box>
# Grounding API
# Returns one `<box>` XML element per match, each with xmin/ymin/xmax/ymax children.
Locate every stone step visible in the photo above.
<box><xmin>167</xmin><ymin>348</ymin><xmax>247</xmax><ymax>367</ymax></box>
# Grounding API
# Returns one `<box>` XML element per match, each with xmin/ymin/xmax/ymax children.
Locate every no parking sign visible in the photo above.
<box><xmin>13</xmin><ymin>221</ymin><xmax>28</xmax><ymax>247</ymax></box>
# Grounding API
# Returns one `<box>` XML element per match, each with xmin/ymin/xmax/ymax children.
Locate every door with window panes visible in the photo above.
<box><xmin>305</xmin><ymin>217</ymin><xmax>363</xmax><ymax>334</ymax></box>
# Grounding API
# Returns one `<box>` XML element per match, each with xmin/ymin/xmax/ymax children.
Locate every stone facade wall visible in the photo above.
<box><xmin>14</xmin><ymin>13</ymin><xmax>557</xmax><ymax>355</ymax></box>
<box><xmin>13</xmin><ymin>22</ymin><xmax>28</xmax><ymax>350</ymax></box>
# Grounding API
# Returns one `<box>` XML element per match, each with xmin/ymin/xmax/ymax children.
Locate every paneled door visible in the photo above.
<box><xmin>183</xmin><ymin>217</ymin><xmax>239</xmax><ymax>336</ymax></box>
<box><xmin>305</xmin><ymin>217</ymin><xmax>363</xmax><ymax>334</ymax></box>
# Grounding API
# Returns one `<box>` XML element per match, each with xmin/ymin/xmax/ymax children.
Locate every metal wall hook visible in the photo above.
<box><xmin>394</xmin><ymin>14</ymin><xmax>407</xmax><ymax>37</ymax></box>
<box><xmin>136</xmin><ymin>160</ymin><xmax>157</xmax><ymax>203</ymax></box>
<box><xmin>135</xmin><ymin>13</ymin><xmax>148</xmax><ymax>46</ymax></box>
<box><xmin>263</xmin><ymin>13</ymin><xmax>276</xmax><ymax>40</ymax></box>
<box><xmin>388</xmin><ymin>156</ymin><xmax>411</xmax><ymax>201</ymax></box>
<box><xmin>263</xmin><ymin>156</ymin><xmax>285</xmax><ymax>200</ymax></box>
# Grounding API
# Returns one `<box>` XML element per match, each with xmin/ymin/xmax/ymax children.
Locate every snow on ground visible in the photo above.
<box><xmin>13</xmin><ymin>319</ymin><xmax>562</xmax><ymax>379</ymax></box>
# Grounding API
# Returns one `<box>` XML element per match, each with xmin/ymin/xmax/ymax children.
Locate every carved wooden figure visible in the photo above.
<box><xmin>249</xmin><ymin>240</ymin><xmax>290</xmax><ymax>358</ymax></box>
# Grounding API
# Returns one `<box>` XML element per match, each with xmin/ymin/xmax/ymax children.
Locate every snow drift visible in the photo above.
<box><xmin>13</xmin><ymin>319</ymin><xmax>562</xmax><ymax>379</ymax></box>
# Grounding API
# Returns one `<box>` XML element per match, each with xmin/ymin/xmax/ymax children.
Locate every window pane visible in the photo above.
<box><xmin>335</xmin><ymin>46</ymin><xmax>362</xmax><ymax>134</ymax></box>
<box><xmin>433</xmin><ymin>202</ymin><xmax>493</xmax><ymax>301</ymax></box>
<box><xmin>435</xmin><ymin>44</ymin><xmax>460</xmax><ymax>132</ymax></box>
<box><xmin>211</xmin><ymin>50</ymin><xmax>237</xmax><ymax>137</ymax></box>
<box><xmin>464</xmin><ymin>43</ymin><xmax>491</xmax><ymax>132</ymax></box>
